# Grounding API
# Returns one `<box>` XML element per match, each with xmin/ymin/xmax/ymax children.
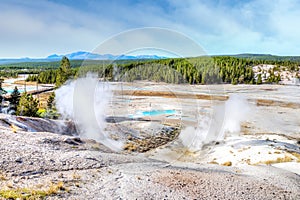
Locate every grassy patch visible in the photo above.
<box><xmin>290</xmin><ymin>152</ymin><xmax>300</xmax><ymax>162</ymax></box>
<box><xmin>0</xmin><ymin>181</ymin><xmax>67</xmax><ymax>199</ymax></box>
<box><xmin>222</xmin><ymin>161</ymin><xmax>232</xmax><ymax>166</ymax></box>
<box><xmin>259</xmin><ymin>155</ymin><xmax>293</xmax><ymax>165</ymax></box>
<box><xmin>72</xmin><ymin>172</ymin><xmax>81</xmax><ymax>180</ymax></box>
<box><xmin>91</xmin><ymin>144</ymin><xmax>102</xmax><ymax>151</ymax></box>
<box><xmin>208</xmin><ymin>160</ymin><xmax>219</xmax><ymax>165</ymax></box>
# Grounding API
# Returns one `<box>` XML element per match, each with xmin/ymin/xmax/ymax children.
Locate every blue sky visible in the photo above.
<box><xmin>0</xmin><ymin>0</ymin><xmax>299</xmax><ymax>58</ymax></box>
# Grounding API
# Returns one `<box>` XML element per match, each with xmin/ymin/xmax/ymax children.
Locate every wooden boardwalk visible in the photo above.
<box><xmin>4</xmin><ymin>87</ymin><xmax>55</xmax><ymax>100</ymax></box>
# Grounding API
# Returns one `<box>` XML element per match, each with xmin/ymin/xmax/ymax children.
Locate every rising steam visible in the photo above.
<box><xmin>180</xmin><ymin>94</ymin><xmax>251</xmax><ymax>151</ymax></box>
<box><xmin>221</xmin><ymin>94</ymin><xmax>251</xmax><ymax>136</ymax></box>
<box><xmin>55</xmin><ymin>73</ymin><xmax>123</xmax><ymax>151</ymax></box>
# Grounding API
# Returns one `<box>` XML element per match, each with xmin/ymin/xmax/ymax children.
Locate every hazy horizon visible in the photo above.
<box><xmin>2</xmin><ymin>51</ymin><xmax>299</xmax><ymax>60</ymax></box>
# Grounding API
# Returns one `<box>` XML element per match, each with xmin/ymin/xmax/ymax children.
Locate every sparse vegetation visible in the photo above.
<box><xmin>208</xmin><ymin>160</ymin><xmax>219</xmax><ymax>165</ymax></box>
<box><xmin>222</xmin><ymin>161</ymin><xmax>232</xmax><ymax>166</ymax></box>
<box><xmin>72</xmin><ymin>172</ymin><xmax>81</xmax><ymax>180</ymax></box>
<box><xmin>0</xmin><ymin>181</ymin><xmax>67</xmax><ymax>199</ymax></box>
<box><xmin>259</xmin><ymin>155</ymin><xmax>293</xmax><ymax>165</ymax></box>
<box><xmin>289</xmin><ymin>152</ymin><xmax>300</xmax><ymax>162</ymax></box>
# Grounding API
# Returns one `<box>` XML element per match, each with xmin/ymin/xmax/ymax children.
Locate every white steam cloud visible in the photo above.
<box><xmin>55</xmin><ymin>73</ymin><xmax>123</xmax><ymax>151</ymax></box>
<box><xmin>180</xmin><ymin>94</ymin><xmax>251</xmax><ymax>151</ymax></box>
<box><xmin>221</xmin><ymin>94</ymin><xmax>251</xmax><ymax>136</ymax></box>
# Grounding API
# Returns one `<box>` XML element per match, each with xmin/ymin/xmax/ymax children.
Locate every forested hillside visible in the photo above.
<box><xmin>1</xmin><ymin>55</ymin><xmax>299</xmax><ymax>85</ymax></box>
<box><xmin>233</xmin><ymin>54</ymin><xmax>300</xmax><ymax>63</ymax></box>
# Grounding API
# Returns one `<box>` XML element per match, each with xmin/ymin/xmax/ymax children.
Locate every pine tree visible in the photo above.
<box><xmin>47</xmin><ymin>93</ymin><xmax>55</xmax><ymax>110</ymax></box>
<box><xmin>16</xmin><ymin>93</ymin><xmax>39</xmax><ymax>117</ymax></box>
<box><xmin>44</xmin><ymin>92</ymin><xmax>58</xmax><ymax>119</ymax></box>
<box><xmin>9</xmin><ymin>86</ymin><xmax>20</xmax><ymax>112</ymax></box>
<box><xmin>257</xmin><ymin>74</ymin><xmax>262</xmax><ymax>84</ymax></box>
<box><xmin>60</xmin><ymin>56</ymin><xmax>71</xmax><ymax>73</ymax></box>
<box><xmin>56</xmin><ymin>56</ymin><xmax>71</xmax><ymax>87</ymax></box>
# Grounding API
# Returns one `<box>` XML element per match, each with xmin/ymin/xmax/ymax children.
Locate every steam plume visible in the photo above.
<box><xmin>180</xmin><ymin>94</ymin><xmax>250</xmax><ymax>151</ymax></box>
<box><xmin>55</xmin><ymin>73</ymin><xmax>123</xmax><ymax>151</ymax></box>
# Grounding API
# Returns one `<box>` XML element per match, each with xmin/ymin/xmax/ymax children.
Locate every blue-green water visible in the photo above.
<box><xmin>139</xmin><ymin>110</ymin><xmax>176</xmax><ymax>116</ymax></box>
<box><xmin>3</xmin><ymin>86</ymin><xmax>36</xmax><ymax>94</ymax></box>
<box><xmin>129</xmin><ymin>109</ymin><xmax>177</xmax><ymax>118</ymax></box>
<box><xmin>5</xmin><ymin>89</ymin><xmax>25</xmax><ymax>93</ymax></box>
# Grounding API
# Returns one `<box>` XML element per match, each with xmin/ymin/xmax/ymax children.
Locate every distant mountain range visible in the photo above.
<box><xmin>0</xmin><ymin>51</ymin><xmax>167</xmax><ymax>65</ymax></box>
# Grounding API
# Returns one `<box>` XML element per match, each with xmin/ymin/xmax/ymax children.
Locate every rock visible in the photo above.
<box><xmin>15</xmin><ymin>158</ymin><xmax>23</xmax><ymax>164</ymax></box>
<box><xmin>64</xmin><ymin>138</ymin><xmax>82</xmax><ymax>145</ymax></box>
<box><xmin>124</xmin><ymin>126</ymin><xmax>180</xmax><ymax>152</ymax></box>
<box><xmin>0</xmin><ymin>92</ymin><xmax>299</xmax><ymax>200</ymax></box>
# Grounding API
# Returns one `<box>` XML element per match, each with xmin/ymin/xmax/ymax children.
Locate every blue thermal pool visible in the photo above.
<box><xmin>129</xmin><ymin>109</ymin><xmax>177</xmax><ymax>118</ymax></box>
<box><xmin>4</xmin><ymin>86</ymin><xmax>37</xmax><ymax>94</ymax></box>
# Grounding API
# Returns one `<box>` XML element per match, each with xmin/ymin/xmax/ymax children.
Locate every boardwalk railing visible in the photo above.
<box><xmin>4</xmin><ymin>87</ymin><xmax>55</xmax><ymax>100</ymax></box>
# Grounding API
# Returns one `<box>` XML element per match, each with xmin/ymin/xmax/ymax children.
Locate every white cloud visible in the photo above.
<box><xmin>0</xmin><ymin>0</ymin><xmax>126</xmax><ymax>58</ymax></box>
<box><xmin>0</xmin><ymin>0</ymin><xmax>299</xmax><ymax>57</ymax></box>
<box><xmin>164</xmin><ymin>0</ymin><xmax>300</xmax><ymax>55</ymax></box>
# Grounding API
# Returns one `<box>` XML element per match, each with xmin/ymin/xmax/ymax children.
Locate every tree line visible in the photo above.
<box><xmin>26</xmin><ymin>56</ymin><xmax>76</xmax><ymax>87</ymax></box>
<box><xmin>26</xmin><ymin>55</ymin><xmax>299</xmax><ymax>85</ymax></box>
